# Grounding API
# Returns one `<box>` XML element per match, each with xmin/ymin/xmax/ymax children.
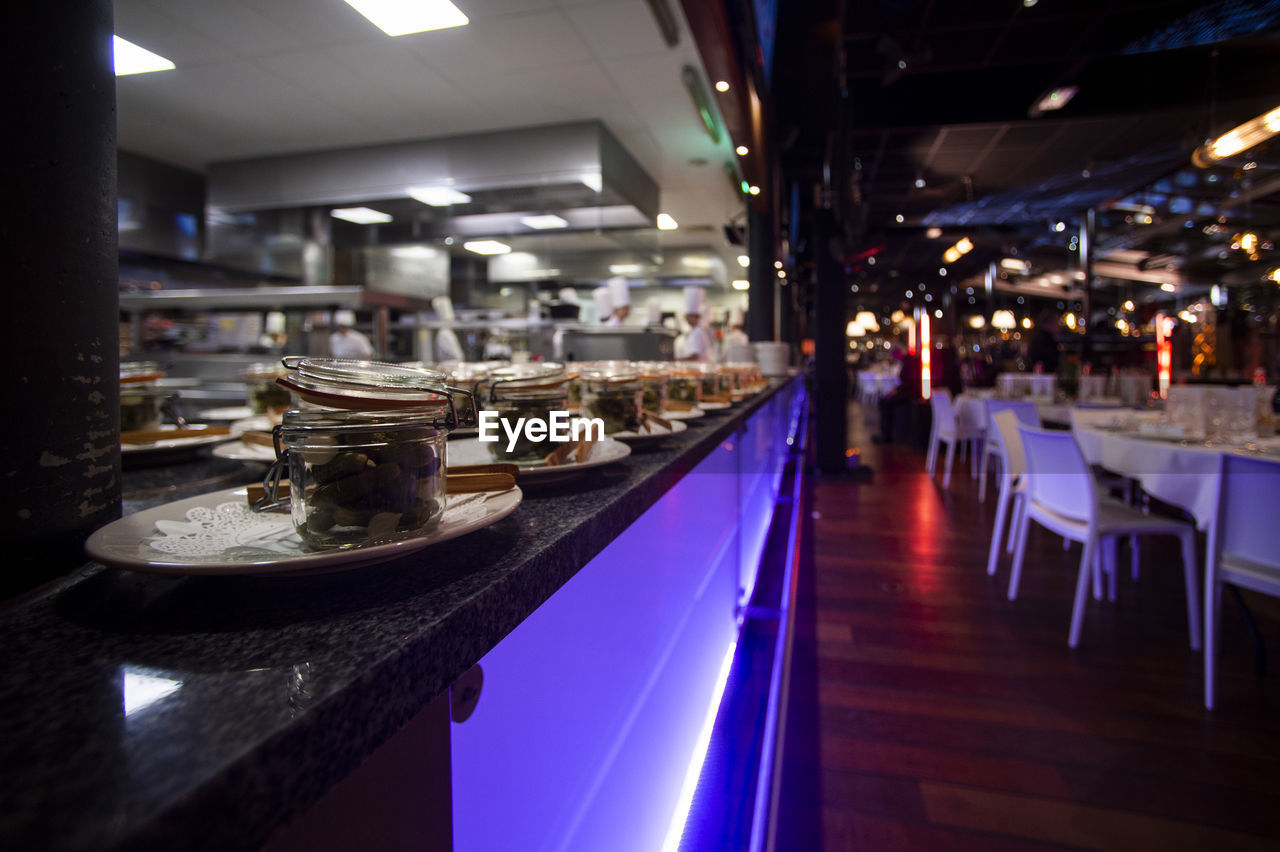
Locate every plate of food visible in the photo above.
<box><xmin>85</xmin><ymin>484</ymin><xmax>522</xmax><ymax>576</ymax></box>
<box><xmin>610</xmin><ymin>417</ymin><xmax>688</xmax><ymax>443</ymax></box>
<box><xmin>120</xmin><ymin>424</ymin><xmax>239</xmax><ymax>457</ymax></box>
<box><xmin>446</xmin><ymin>435</ymin><xmax>631</xmax><ymax>482</ymax></box>
<box><xmin>660</xmin><ymin>406</ymin><xmax>705</xmax><ymax>421</ymax></box>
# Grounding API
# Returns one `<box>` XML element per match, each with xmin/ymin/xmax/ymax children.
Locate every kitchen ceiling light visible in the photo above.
<box><xmin>463</xmin><ymin>240</ymin><xmax>510</xmax><ymax>255</ymax></box>
<box><xmin>656</xmin><ymin>213</ymin><xmax>679</xmax><ymax>230</ymax></box>
<box><xmin>520</xmin><ymin>214</ymin><xmax>569</xmax><ymax>230</ymax></box>
<box><xmin>735</xmin><ymin>145</ymin><xmax>749</xmax><ymax>156</ymax></box>
<box><xmin>774</xmin><ymin>261</ymin><xmax>783</xmax><ymax>269</ymax></box>
<box><xmin>968</xmin><ymin>315</ymin><xmax>986</xmax><ymax>329</ymax></box>
<box><xmin>895</xmin><ymin>214</ymin><xmax>905</xmax><ymax>223</ymax></box>
<box><xmin>609</xmin><ymin>264</ymin><xmax>643</xmax><ymax>274</ymax></box>
<box><xmin>926</xmin><ymin>227</ymin><xmax>942</xmax><ymax>239</ymax></box>
<box><xmin>714</xmin><ymin>80</ymin><xmax>730</xmax><ymax>92</ymax></box>
<box><xmin>342</xmin><ymin>0</ymin><xmax>469</xmax><ymax>37</ymax></box>
<box><xmin>113</xmin><ymin>36</ymin><xmax>175</xmax><ymax>76</ymax></box>
<box><xmin>408</xmin><ymin>186</ymin><xmax>471</xmax><ymax>206</ymax></box>
<box><xmin>748</xmin><ymin>185</ymin><xmax>761</xmax><ymax>195</ymax></box>
<box><xmin>1000</xmin><ymin>257</ymin><xmax>1030</xmax><ymax>273</ymax></box>
<box><xmin>846</xmin><ymin>321</ymin><xmax>866</xmax><ymax>338</ymax></box>
<box><xmin>330</xmin><ymin>207</ymin><xmax>392</xmax><ymax>224</ymax></box>
<box><xmin>737</xmin><ymin>255</ymin><xmax>750</xmax><ymax>268</ymax></box>
<box><xmin>732</xmin><ymin>280</ymin><xmax>749</xmax><ymax>291</ymax></box>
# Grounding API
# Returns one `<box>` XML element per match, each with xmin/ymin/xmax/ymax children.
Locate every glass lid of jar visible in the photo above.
<box><xmin>580</xmin><ymin>364</ymin><xmax>640</xmax><ymax>384</ymax></box>
<box><xmin>279</xmin><ymin>357</ymin><xmax>454</xmax><ymax>410</ymax></box>
<box><xmin>486</xmin><ymin>361</ymin><xmax>568</xmax><ymax>400</ymax></box>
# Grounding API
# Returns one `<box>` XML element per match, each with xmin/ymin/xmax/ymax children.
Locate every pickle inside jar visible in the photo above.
<box><xmin>486</xmin><ymin>399</ymin><xmax>556</xmax><ymax>462</ymax></box>
<box><xmin>585</xmin><ymin>389</ymin><xmax>641</xmax><ymax>433</ymax></box>
<box><xmin>292</xmin><ymin>430</ymin><xmax>443</xmax><ymax>548</ymax></box>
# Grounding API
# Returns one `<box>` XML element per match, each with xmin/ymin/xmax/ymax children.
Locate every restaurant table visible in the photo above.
<box><xmin>1072</xmin><ymin>425</ymin><xmax>1280</xmax><ymax>530</ymax></box>
<box><xmin>954</xmin><ymin>393</ymin><xmax>1129</xmax><ymax>431</ymax></box>
<box><xmin>856</xmin><ymin>369</ymin><xmax>900</xmax><ymax>404</ymax></box>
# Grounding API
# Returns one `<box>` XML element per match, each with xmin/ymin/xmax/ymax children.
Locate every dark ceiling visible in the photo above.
<box><xmin>769</xmin><ymin>0</ymin><xmax>1280</xmax><ymax>306</ymax></box>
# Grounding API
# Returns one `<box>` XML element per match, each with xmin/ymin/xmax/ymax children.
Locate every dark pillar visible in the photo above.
<box><xmin>2</xmin><ymin>1</ymin><xmax>119</xmax><ymax>596</ymax></box>
<box><xmin>747</xmin><ymin>204</ymin><xmax>776</xmax><ymax>341</ymax></box>
<box><xmin>813</xmin><ymin>207</ymin><xmax>847</xmax><ymax>474</ymax></box>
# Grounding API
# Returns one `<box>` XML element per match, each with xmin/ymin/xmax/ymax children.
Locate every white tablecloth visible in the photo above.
<box><xmin>954</xmin><ymin>395</ymin><xmax>1115</xmax><ymax>431</ymax></box>
<box><xmin>1073</xmin><ymin>428</ymin><xmax>1225</xmax><ymax>529</ymax></box>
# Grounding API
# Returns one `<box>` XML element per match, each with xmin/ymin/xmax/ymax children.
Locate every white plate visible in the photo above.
<box><xmin>200</xmin><ymin>405</ymin><xmax>255</xmax><ymax>421</ymax></box>
<box><xmin>446</xmin><ymin>435</ymin><xmax>631</xmax><ymax>481</ymax></box>
<box><xmin>120</xmin><ymin>425</ymin><xmax>240</xmax><ymax>456</ymax></box>
<box><xmin>699</xmin><ymin>401</ymin><xmax>732</xmax><ymax>411</ymax></box>
<box><xmin>85</xmin><ymin>485</ymin><xmax>522</xmax><ymax>576</ymax></box>
<box><xmin>213</xmin><ymin>441</ymin><xmax>277</xmax><ymax>462</ymax></box>
<box><xmin>611</xmin><ymin>419</ymin><xmax>688</xmax><ymax>442</ymax></box>
<box><xmin>661</xmin><ymin>407</ymin><xmax>705</xmax><ymax>421</ymax></box>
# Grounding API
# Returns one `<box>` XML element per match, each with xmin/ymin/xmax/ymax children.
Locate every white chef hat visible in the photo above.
<box><xmin>334</xmin><ymin>309</ymin><xmax>357</xmax><ymax>328</ymax></box>
<box><xmin>431</xmin><ymin>296</ymin><xmax>456</xmax><ymax>322</ymax></box>
<box><xmin>606</xmin><ymin>276</ymin><xmax>630</xmax><ymax>307</ymax></box>
<box><xmin>645</xmin><ymin>297</ymin><xmax>662</xmax><ymax>326</ymax></box>
<box><xmin>592</xmin><ymin>286</ymin><xmax>613</xmax><ymax>322</ymax></box>
<box><xmin>682</xmin><ymin>285</ymin><xmax>705</xmax><ymax>316</ymax></box>
<box><xmin>730</xmin><ymin>306</ymin><xmax>745</xmax><ymax>327</ymax></box>
<box><xmin>558</xmin><ymin>287</ymin><xmax>579</xmax><ymax>305</ymax></box>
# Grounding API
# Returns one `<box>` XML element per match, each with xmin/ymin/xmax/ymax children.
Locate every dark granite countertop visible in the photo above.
<box><xmin>0</xmin><ymin>377</ymin><xmax>799</xmax><ymax>851</ymax></box>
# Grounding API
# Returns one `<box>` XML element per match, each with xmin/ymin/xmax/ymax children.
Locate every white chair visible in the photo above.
<box><xmin>926</xmin><ymin>391</ymin><xmax>984</xmax><ymax>488</ymax></box>
<box><xmin>1204</xmin><ymin>454</ymin><xmax>1280</xmax><ymax>709</ymax></box>
<box><xmin>1007</xmin><ymin>426</ymin><xmax>1201</xmax><ymax>650</ymax></box>
<box><xmin>986</xmin><ymin>410</ymin><xmax>1029</xmax><ymax>578</ymax></box>
<box><xmin>977</xmin><ymin>400</ymin><xmax>1039</xmax><ymax>502</ymax></box>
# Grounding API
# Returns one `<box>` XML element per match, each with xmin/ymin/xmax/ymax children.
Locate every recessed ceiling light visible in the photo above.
<box><xmin>609</xmin><ymin>263</ymin><xmax>643</xmax><ymax>274</ymax></box>
<box><xmin>735</xmin><ymin>145</ymin><xmax>749</xmax><ymax>156</ymax></box>
<box><xmin>580</xmin><ymin>172</ymin><xmax>603</xmax><ymax>193</ymax></box>
<box><xmin>330</xmin><ymin>207</ymin><xmax>392</xmax><ymax>224</ymax></box>
<box><xmin>895</xmin><ymin>214</ymin><xmax>905</xmax><ymax>223</ymax></box>
<box><xmin>737</xmin><ymin>255</ymin><xmax>750</xmax><ymax>268</ymax></box>
<box><xmin>520</xmin><ymin>214</ymin><xmax>569</xmax><ymax>230</ymax></box>
<box><xmin>731</xmin><ymin>279</ymin><xmax>749</xmax><ymax>291</ymax></box>
<box><xmin>926</xmin><ymin>227</ymin><xmax>942</xmax><ymax>239</ymax></box>
<box><xmin>1036</xmin><ymin>85</ymin><xmax>1078</xmax><ymax>113</ymax></box>
<box><xmin>113</xmin><ymin>36</ymin><xmax>175</xmax><ymax>76</ymax></box>
<box><xmin>774</xmin><ymin>261</ymin><xmax>783</xmax><ymax>269</ymax></box>
<box><xmin>463</xmin><ymin>240</ymin><xmax>510</xmax><ymax>255</ymax></box>
<box><xmin>408</xmin><ymin>186</ymin><xmax>471</xmax><ymax>206</ymax></box>
<box><xmin>715</xmin><ymin>80</ymin><xmax>730</xmax><ymax>92</ymax></box>
<box><xmin>343</xmin><ymin>0</ymin><xmax>469</xmax><ymax>37</ymax></box>
<box><xmin>656</xmin><ymin>213</ymin><xmax>679</xmax><ymax>230</ymax></box>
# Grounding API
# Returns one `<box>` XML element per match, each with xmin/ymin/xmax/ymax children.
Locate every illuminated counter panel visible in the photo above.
<box><xmin>452</xmin><ymin>383</ymin><xmax>802</xmax><ymax>852</ymax></box>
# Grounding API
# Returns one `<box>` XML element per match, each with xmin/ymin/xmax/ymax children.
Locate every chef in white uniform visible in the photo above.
<box><xmin>644</xmin><ymin>297</ymin><xmax>663</xmax><ymax>327</ymax></box>
<box><xmin>677</xmin><ymin>286</ymin><xmax>713</xmax><ymax>362</ymax></box>
<box><xmin>605</xmin><ymin>276</ymin><xmax>630</xmax><ymax>325</ymax></box>
<box><xmin>329</xmin><ymin>309</ymin><xmax>375</xmax><ymax>360</ymax></box>
<box><xmin>592</xmin><ymin>286</ymin><xmax>613</xmax><ymax>325</ymax></box>
<box><xmin>432</xmin><ymin>296</ymin><xmax>465</xmax><ymax>363</ymax></box>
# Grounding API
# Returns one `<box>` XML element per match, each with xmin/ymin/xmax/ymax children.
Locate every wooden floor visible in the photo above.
<box><xmin>774</xmin><ymin>402</ymin><xmax>1280</xmax><ymax>851</ymax></box>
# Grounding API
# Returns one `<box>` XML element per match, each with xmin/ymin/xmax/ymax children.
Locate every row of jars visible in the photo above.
<box><xmin>124</xmin><ymin>358</ymin><xmax>766</xmax><ymax>552</ymax></box>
